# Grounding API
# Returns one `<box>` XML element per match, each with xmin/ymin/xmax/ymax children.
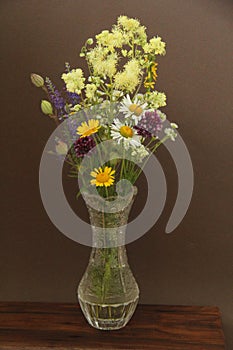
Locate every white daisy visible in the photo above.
<box><xmin>119</xmin><ymin>94</ymin><xmax>147</xmax><ymax>125</ymax></box>
<box><xmin>110</xmin><ymin>118</ymin><xmax>141</xmax><ymax>149</ymax></box>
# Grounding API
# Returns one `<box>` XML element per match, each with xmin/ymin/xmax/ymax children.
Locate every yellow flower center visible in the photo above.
<box><xmin>96</xmin><ymin>172</ymin><xmax>110</xmax><ymax>183</ymax></box>
<box><xmin>120</xmin><ymin>126</ymin><xmax>134</xmax><ymax>138</ymax></box>
<box><xmin>129</xmin><ymin>104</ymin><xmax>143</xmax><ymax>116</ymax></box>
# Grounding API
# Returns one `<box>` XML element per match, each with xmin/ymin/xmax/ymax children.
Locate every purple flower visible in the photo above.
<box><xmin>45</xmin><ymin>78</ymin><xmax>65</xmax><ymax>116</ymax></box>
<box><xmin>74</xmin><ymin>136</ymin><xmax>96</xmax><ymax>158</ymax></box>
<box><xmin>65</xmin><ymin>90</ymin><xmax>80</xmax><ymax>106</ymax></box>
<box><xmin>134</xmin><ymin>110</ymin><xmax>163</xmax><ymax>137</ymax></box>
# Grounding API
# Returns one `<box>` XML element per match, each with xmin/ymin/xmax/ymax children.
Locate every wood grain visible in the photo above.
<box><xmin>0</xmin><ymin>302</ymin><xmax>225</xmax><ymax>349</ymax></box>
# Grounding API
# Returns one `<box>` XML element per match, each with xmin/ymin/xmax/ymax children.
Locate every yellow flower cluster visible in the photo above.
<box><xmin>143</xmin><ymin>36</ymin><xmax>166</xmax><ymax>55</ymax></box>
<box><xmin>117</xmin><ymin>15</ymin><xmax>140</xmax><ymax>32</ymax></box>
<box><xmin>87</xmin><ymin>46</ymin><xmax>117</xmax><ymax>78</ymax></box>
<box><xmin>96</xmin><ymin>30</ymin><xmax>124</xmax><ymax>50</ymax></box>
<box><xmin>134</xmin><ymin>26</ymin><xmax>147</xmax><ymax>46</ymax></box>
<box><xmin>116</xmin><ymin>16</ymin><xmax>147</xmax><ymax>46</ymax></box>
<box><xmin>114</xmin><ymin>59</ymin><xmax>141</xmax><ymax>93</ymax></box>
<box><xmin>60</xmin><ymin>16</ymin><xmax>167</xmax><ymax>107</ymax></box>
<box><xmin>145</xmin><ymin>91</ymin><xmax>167</xmax><ymax>109</ymax></box>
<box><xmin>61</xmin><ymin>69</ymin><xmax>85</xmax><ymax>94</ymax></box>
<box><xmin>85</xmin><ymin>84</ymin><xmax>97</xmax><ymax>100</ymax></box>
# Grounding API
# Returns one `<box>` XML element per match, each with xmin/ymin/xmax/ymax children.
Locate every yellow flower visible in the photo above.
<box><xmin>117</xmin><ymin>16</ymin><xmax>140</xmax><ymax>32</ymax></box>
<box><xmin>146</xmin><ymin>91</ymin><xmax>167</xmax><ymax>109</ymax></box>
<box><xmin>96</xmin><ymin>30</ymin><xmax>124</xmax><ymax>50</ymax></box>
<box><xmin>104</xmin><ymin>54</ymin><xmax>118</xmax><ymax>77</ymax></box>
<box><xmin>151</xmin><ymin>62</ymin><xmax>158</xmax><ymax>81</ymax></box>
<box><xmin>96</xmin><ymin>30</ymin><xmax>113</xmax><ymax>49</ymax></box>
<box><xmin>143</xmin><ymin>36</ymin><xmax>166</xmax><ymax>55</ymax></box>
<box><xmin>144</xmin><ymin>81</ymin><xmax>155</xmax><ymax>89</ymax></box>
<box><xmin>112</xmin><ymin>30</ymin><xmax>124</xmax><ymax>47</ymax></box>
<box><xmin>87</xmin><ymin>47</ymin><xmax>117</xmax><ymax>78</ymax></box>
<box><xmin>144</xmin><ymin>62</ymin><xmax>158</xmax><ymax>89</ymax></box>
<box><xmin>87</xmin><ymin>46</ymin><xmax>106</xmax><ymax>66</ymax></box>
<box><xmin>114</xmin><ymin>59</ymin><xmax>141</xmax><ymax>93</ymax></box>
<box><xmin>134</xmin><ymin>26</ymin><xmax>147</xmax><ymax>45</ymax></box>
<box><xmin>85</xmin><ymin>84</ymin><xmax>97</xmax><ymax>100</ymax></box>
<box><xmin>77</xmin><ymin>119</ymin><xmax>100</xmax><ymax>138</ymax></box>
<box><xmin>61</xmin><ymin>69</ymin><xmax>85</xmax><ymax>94</ymax></box>
<box><xmin>90</xmin><ymin>166</ymin><xmax>115</xmax><ymax>187</ymax></box>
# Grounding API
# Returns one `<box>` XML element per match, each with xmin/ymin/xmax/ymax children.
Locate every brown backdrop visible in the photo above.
<box><xmin>1</xmin><ymin>0</ymin><xmax>233</xmax><ymax>347</ymax></box>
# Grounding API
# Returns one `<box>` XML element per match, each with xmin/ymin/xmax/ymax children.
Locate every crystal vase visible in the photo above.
<box><xmin>77</xmin><ymin>187</ymin><xmax>139</xmax><ymax>330</ymax></box>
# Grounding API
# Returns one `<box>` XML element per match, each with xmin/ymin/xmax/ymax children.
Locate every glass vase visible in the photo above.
<box><xmin>77</xmin><ymin>187</ymin><xmax>139</xmax><ymax>330</ymax></box>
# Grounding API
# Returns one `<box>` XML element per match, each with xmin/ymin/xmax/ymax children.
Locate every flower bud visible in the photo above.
<box><xmin>86</xmin><ymin>38</ymin><xmax>93</xmax><ymax>45</ymax></box>
<box><xmin>41</xmin><ymin>100</ymin><xmax>53</xmax><ymax>115</ymax></box>
<box><xmin>55</xmin><ymin>140</ymin><xmax>68</xmax><ymax>155</ymax></box>
<box><xmin>30</xmin><ymin>73</ymin><xmax>44</xmax><ymax>87</ymax></box>
<box><xmin>170</xmin><ymin>122</ymin><xmax>178</xmax><ymax>129</ymax></box>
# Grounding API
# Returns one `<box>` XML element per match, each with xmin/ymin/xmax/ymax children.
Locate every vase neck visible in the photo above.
<box><xmin>90</xmin><ymin>245</ymin><xmax>128</xmax><ymax>269</ymax></box>
<box><xmin>83</xmin><ymin>187</ymin><xmax>137</xmax><ymax>248</ymax></box>
<box><xmin>91</xmin><ymin>224</ymin><xmax>126</xmax><ymax>247</ymax></box>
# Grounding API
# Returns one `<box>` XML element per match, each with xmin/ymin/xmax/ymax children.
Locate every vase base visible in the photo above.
<box><xmin>78</xmin><ymin>296</ymin><xmax>139</xmax><ymax>330</ymax></box>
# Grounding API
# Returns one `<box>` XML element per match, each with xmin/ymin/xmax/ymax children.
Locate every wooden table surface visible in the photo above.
<box><xmin>0</xmin><ymin>302</ymin><xmax>225</xmax><ymax>349</ymax></box>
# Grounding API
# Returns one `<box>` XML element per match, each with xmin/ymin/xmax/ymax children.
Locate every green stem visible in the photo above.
<box><xmin>120</xmin><ymin>149</ymin><xmax>125</xmax><ymax>180</ymax></box>
<box><xmin>134</xmin><ymin>136</ymin><xmax>169</xmax><ymax>182</ymax></box>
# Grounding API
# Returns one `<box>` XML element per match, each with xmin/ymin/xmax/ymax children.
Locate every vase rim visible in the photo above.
<box><xmin>82</xmin><ymin>185</ymin><xmax>137</xmax><ymax>202</ymax></box>
<box><xmin>82</xmin><ymin>186</ymin><xmax>137</xmax><ymax>214</ymax></box>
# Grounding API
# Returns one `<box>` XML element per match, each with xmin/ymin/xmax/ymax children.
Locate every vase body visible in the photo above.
<box><xmin>77</xmin><ymin>189</ymin><xmax>139</xmax><ymax>330</ymax></box>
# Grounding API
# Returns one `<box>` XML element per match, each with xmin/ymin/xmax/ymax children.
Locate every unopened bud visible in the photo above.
<box><xmin>170</xmin><ymin>123</ymin><xmax>178</xmax><ymax>129</ymax></box>
<box><xmin>30</xmin><ymin>73</ymin><xmax>44</xmax><ymax>87</ymax></box>
<box><xmin>55</xmin><ymin>140</ymin><xmax>68</xmax><ymax>155</ymax></box>
<box><xmin>41</xmin><ymin>100</ymin><xmax>53</xmax><ymax>115</ymax></box>
<box><xmin>86</xmin><ymin>38</ymin><xmax>93</xmax><ymax>45</ymax></box>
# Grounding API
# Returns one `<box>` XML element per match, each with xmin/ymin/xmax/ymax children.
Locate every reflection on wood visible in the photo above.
<box><xmin>0</xmin><ymin>302</ymin><xmax>225</xmax><ymax>349</ymax></box>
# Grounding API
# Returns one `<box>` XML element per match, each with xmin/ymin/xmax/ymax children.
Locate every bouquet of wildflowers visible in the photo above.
<box><xmin>31</xmin><ymin>16</ymin><xmax>181</xmax><ymax>330</ymax></box>
<box><xmin>31</xmin><ymin>15</ymin><xmax>178</xmax><ymax>198</ymax></box>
